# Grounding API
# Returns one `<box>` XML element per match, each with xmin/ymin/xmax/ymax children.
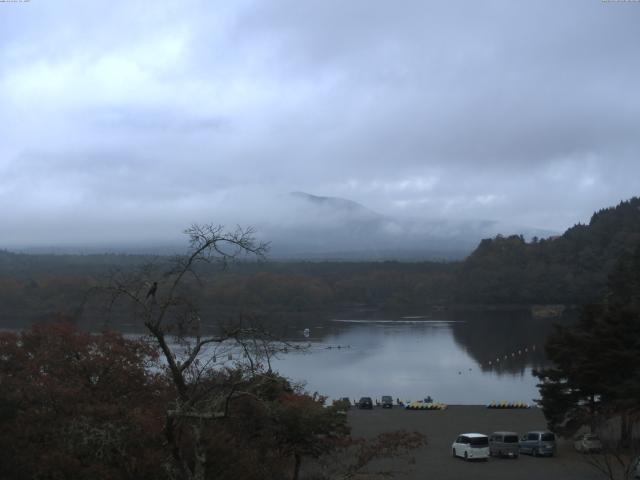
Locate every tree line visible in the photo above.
<box><xmin>1</xmin><ymin>197</ymin><xmax>640</xmax><ymax>328</ymax></box>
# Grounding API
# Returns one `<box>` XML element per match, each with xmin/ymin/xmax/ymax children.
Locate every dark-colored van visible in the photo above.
<box><xmin>519</xmin><ymin>431</ymin><xmax>556</xmax><ymax>457</ymax></box>
<box><xmin>489</xmin><ymin>431</ymin><xmax>519</xmax><ymax>458</ymax></box>
<box><xmin>358</xmin><ymin>397</ymin><xmax>373</xmax><ymax>409</ymax></box>
<box><xmin>381</xmin><ymin>395</ymin><xmax>393</xmax><ymax>408</ymax></box>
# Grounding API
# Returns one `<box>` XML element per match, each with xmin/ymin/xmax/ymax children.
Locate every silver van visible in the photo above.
<box><xmin>489</xmin><ymin>431</ymin><xmax>519</xmax><ymax>458</ymax></box>
<box><xmin>519</xmin><ymin>431</ymin><xmax>556</xmax><ymax>457</ymax></box>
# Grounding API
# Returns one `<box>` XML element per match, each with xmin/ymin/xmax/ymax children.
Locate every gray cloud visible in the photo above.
<box><xmin>0</xmin><ymin>0</ymin><xmax>639</xmax><ymax>248</ymax></box>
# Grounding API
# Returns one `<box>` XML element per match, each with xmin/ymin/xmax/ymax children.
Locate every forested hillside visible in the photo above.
<box><xmin>455</xmin><ymin>197</ymin><xmax>640</xmax><ymax>304</ymax></box>
<box><xmin>1</xmin><ymin>197</ymin><xmax>639</xmax><ymax>327</ymax></box>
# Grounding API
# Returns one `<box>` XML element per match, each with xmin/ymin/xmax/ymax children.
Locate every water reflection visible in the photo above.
<box><xmin>448</xmin><ymin>310</ymin><xmax>552</xmax><ymax>376</ymax></box>
<box><xmin>268</xmin><ymin>310</ymin><xmax>569</xmax><ymax>405</ymax></box>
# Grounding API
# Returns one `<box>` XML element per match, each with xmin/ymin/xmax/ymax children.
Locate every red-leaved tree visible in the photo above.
<box><xmin>0</xmin><ymin>322</ymin><xmax>168</xmax><ymax>480</ymax></box>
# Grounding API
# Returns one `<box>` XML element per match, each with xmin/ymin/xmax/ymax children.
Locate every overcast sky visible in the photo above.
<box><xmin>1</xmin><ymin>0</ymin><xmax>639</xmax><ymax>248</ymax></box>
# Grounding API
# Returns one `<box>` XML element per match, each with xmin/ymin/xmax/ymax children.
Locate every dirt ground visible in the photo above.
<box><xmin>347</xmin><ymin>405</ymin><xmax>608</xmax><ymax>480</ymax></box>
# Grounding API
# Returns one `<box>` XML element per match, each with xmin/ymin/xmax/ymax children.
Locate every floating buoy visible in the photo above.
<box><xmin>487</xmin><ymin>401</ymin><xmax>530</xmax><ymax>409</ymax></box>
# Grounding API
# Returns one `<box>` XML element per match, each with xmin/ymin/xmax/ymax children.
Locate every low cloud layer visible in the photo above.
<box><xmin>1</xmin><ymin>0</ymin><xmax>639</xmax><ymax>249</ymax></box>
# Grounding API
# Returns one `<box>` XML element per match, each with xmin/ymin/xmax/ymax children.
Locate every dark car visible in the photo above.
<box><xmin>358</xmin><ymin>397</ymin><xmax>373</xmax><ymax>409</ymax></box>
<box><xmin>489</xmin><ymin>431</ymin><xmax>519</xmax><ymax>458</ymax></box>
<box><xmin>519</xmin><ymin>431</ymin><xmax>556</xmax><ymax>457</ymax></box>
<box><xmin>381</xmin><ymin>395</ymin><xmax>393</xmax><ymax>408</ymax></box>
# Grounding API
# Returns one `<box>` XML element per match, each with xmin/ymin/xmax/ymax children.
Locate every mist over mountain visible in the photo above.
<box><xmin>249</xmin><ymin>192</ymin><xmax>556</xmax><ymax>260</ymax></box>
<box><xmin>12</xmin><ymin>191</ymin><xmax>555</xmax><ymax>259</ymax></box>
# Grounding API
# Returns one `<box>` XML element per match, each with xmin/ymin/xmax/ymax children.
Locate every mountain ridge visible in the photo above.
<box><xmin>255</xmin><ymin>191</ymin><xmax>556</xmax><ymax>260</ymax></box>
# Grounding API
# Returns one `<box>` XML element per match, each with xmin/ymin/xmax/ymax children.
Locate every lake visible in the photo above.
<box><xmin>263</xmin><ymin>309</ymin><xmax>567</xmax><ymax>405</ymax></box>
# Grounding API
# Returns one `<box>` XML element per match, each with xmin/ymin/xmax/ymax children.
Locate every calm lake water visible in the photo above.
<box><xmin>263</xmin><ymin>309</ymin><xmax>567</xmax><ymax>405</ymax></box>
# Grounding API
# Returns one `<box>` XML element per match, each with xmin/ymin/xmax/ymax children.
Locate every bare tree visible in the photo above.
<box><xmin>581</xmin><ymin>445</ymin><xmax>639</xmax><ymax>480</ymax></box>
<box><xmin>96</xmin><ymin>224</ymin><xmax>426</xmax><ymax>480</ymax></box>
<box><xmin>101</xmin><ymin>224</ymin><xmax>293</xmax><ymax>480</ymax></box>
<box><xmin>577</xmin><ymin>413</ymin><xmax>640</xmax><ymax>480</ymax></box>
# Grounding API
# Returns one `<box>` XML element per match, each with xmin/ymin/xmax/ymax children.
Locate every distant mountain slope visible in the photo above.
<box><xmin>289</xmin><ymin>191</ymin><xmax>381</xmax><ymax>217</ymax></box>
<box><xmin>4</xmin><ymin>191</ymin><xmax>555</xmax><ymax>260</ymax></box>
<box><xmin>256</xmin><ymin>192</ymin><xmax>555</xmax><ymax>260</ymax></box>
<box><xmin>455</xmin><ymin>196</ymin><xmax>640</xmax><ymax>304</ymax></box>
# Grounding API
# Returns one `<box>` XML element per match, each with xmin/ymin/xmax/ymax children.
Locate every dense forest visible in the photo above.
<box><xmin>457</xmin><ymin>196</ymin><xmax>640</xmax><ymax>304</ymax></box>
<box><xmin>1</xmin><ymin>197</ymin><xmax>639</xmax><ymax>328</ymax></box>
<box><xmin>534</xmin><ymin>242</ymin><xmax>640</xmax><ymax>464</ymax></box>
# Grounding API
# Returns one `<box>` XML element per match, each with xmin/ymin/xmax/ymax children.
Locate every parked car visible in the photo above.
<box><xmin>452</xmin><ymin>433</ymin><xmax>490</xmax><ymax>461</ymax></box>
<box><xmin>381</xmin><ymin>395</ymin><xmax>393</xmax><ymax>408</ymax></box>
<box><xmin>489</xmin><ymin>431</ymin><xmax>519</xmax><ymax>458</ymax></box>
<box><xmin>573</xmin><ymin>433</ymin><xmax>602</xmax><ymax>453</ymax></box>
<box><xmin>519</xmin><ymin>431</ymin><xmax>556</xmax><ymax>457</ymax></box>
<box><xmin>357</xmin><ymin>397</ymin><xmax>373</xmax><ymax>409</ymax></box>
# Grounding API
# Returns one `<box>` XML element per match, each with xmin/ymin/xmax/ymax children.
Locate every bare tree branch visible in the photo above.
<box><xmin>96</xmin><ymin>223</ymin><xmax>273</xmax><ymax>480</ymax></box>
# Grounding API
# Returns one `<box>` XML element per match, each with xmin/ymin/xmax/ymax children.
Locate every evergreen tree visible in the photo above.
<box><xmin>534</xmin><ymin>245</ymin><xmax>640</xmax><ymax>442</ymax></box>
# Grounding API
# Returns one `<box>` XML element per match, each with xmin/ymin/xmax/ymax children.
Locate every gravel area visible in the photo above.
<box><xmin>347</xmin><ymin>405</ymin><xmax>607</xmax><ymax>480</ymax></box>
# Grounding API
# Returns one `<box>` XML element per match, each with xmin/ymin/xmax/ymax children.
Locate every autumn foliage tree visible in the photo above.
<box><xmin>268</xmin><ymin>392</ymin><xmax>350</xmax><ymax>480</ymax></box>
<box><xmin>0</xmin><ymin>322</ymin><xmax>424</xmax><ymax>480</ymax></box>
<box><xmin>0</xmin><ymin>322</ymin><xmax>167</xmax><ymax>480</ymax></box>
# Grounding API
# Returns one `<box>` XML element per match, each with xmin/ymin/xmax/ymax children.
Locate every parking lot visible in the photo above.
<box><xmin>348</xmin><ymin>405</ymin><xmax>608</xmax><ymax>480</ymax></box>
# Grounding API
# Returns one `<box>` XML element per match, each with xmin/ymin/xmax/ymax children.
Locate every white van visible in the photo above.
<box><xmin>452</xmin><ymin>433</ymin><xmax>490</xmax><ymax>461</ymax></box>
